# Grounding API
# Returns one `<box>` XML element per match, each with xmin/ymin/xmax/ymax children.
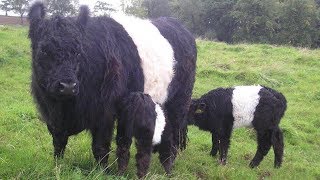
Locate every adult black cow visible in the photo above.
<box><xmin>28</xmin><ymin>2</ymin><xmax>196</xmax><ymax>174</ymax></box>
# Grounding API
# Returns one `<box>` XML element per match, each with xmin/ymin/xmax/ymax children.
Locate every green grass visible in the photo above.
<box><xmin>0</xmin><ymin>26</ymin><xmax>320</xmax><ymax>179</ymax></box>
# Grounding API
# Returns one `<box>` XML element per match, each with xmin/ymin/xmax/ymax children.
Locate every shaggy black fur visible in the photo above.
<box><xmin>188</xmin><ymin>86</ymin><xmax>287</xmax><ymax>168</ymax></box>
<box><xmin>152</xmin><ymin>17</ymin><xmax>197</xmax><ymax>153</ymax></box>
<box><xmin>119</xmin><ymin>17</ymin><xmax>197</xmax><ymax>175</ymax></box>
<box><xmin>117</xmin><ymin>92</ymin><xmax>160</xmax><ymax>178</ymax></box>
<box><xmin>28</xmin><ymin>2</ymin><xmax>196</xmax><ymax>171</ymax></box>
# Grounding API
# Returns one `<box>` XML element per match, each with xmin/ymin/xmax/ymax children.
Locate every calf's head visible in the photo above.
<box><xmin>28</xmin><ymin>3</ymin><xmax>90</xmax><ymax>99</ymax></box>
<box><xmin>187</xmin><ymin>99</ymin><xmax>207</xmax><ymax>126</ymax></box>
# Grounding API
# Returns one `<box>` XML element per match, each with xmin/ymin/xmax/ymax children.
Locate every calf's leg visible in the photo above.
<box><xmin>217</xmin><ymin>124</ymin><xmax>232</xmax><ymax>165</ymax></box>
<box><xmin>116</xmin><ymin>118</ymin><xmax>133</xmax><ymax>175</ymax></box>
<box><xmin>135</xmin><ymin>132</ymin><xmax>153</xmax><ymax>178</ymax></box>
<box><xmin>249</xmin><ymin>130</ymin><xmax>272</xmax><ymax>168</ymax></box>
<box><xmin>218</xmin><ymin>136</ymin><xmax>231</xmax><ymax>165</ymax></box>
<box><xmin>210</xmin><ymin>133</ymin><xmax>219</xmax><ymax>156</ymax></box>
<box><xmin>271</xmin><ymin>127</ymin><xmax>284</xmax><ymax>168</ymax></box>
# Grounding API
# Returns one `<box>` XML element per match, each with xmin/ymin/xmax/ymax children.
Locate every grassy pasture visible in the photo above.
<box><xmin>0</xmin><ymin>26</ymin><xmax>319</xmax><ymax>179</ymax></box>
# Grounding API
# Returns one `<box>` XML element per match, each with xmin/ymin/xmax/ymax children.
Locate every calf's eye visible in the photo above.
<box><xmin>195</xmin><ymin>109</ymin><xmax>203</xmax><ymax>114</ymax></box>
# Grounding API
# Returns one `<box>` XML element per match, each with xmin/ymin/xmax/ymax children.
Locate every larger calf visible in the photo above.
<box><xmin>188</xmin><ymin>85</ymin><xmax>287</xmax><ymax>168</ymax></box>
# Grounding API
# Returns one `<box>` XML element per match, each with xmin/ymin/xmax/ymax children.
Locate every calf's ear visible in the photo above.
<box><xmin>77</xmin><ymin>5</ymin><xmax>90</xmax><ymax>27</ymax></box>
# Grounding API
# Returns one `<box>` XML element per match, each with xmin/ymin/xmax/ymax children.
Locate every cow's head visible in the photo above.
<box><xmin>28</xmin><ymin>2</ymin><xmax>89</xmax><ymax>99</ymax></box>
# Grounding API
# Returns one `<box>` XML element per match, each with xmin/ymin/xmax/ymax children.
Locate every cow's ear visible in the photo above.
<box><xmin>77</xmin><ymin>5</ymin><xmax>90</xmax><ymax>27</ymax></box>
<box><xmin>28</xmin><ymin>2</ymin><xmax>46</xmax><ymax>24</ymax></box>
<box><xmin>195</xmin><ymin>103</ymin><xmax>206</xmax><ymax>114</ymax></box>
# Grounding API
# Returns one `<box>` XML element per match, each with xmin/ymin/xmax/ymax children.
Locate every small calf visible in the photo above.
<box><xmin>188</xmin><ymin>85</ymin><xmax>287</xmax><ymax>168</ymax></box>
<box><xmin>116</xmin><ymin>92</ymin><xmax>167</xmax><ymax>178</ymax></box>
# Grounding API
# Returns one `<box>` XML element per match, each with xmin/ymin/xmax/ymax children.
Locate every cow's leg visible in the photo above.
<box><xmin>91</xmin><ymin>112</ymin><xmax>115</xmax><ymax>168</ymax></box>
<box><xmin>158</xmin><ymin>123</ymin><xmax>175</xmax><ymax>175</ymax></box>
<box><xmin>53</xmin><ymin>134</ymin><xmax>68</xmax><ymax>158</ymax></box>
<box><xmin>47</xmin><ymin>126</ymin><xmax>68</xmax><ymax>158</ymax></box>
<box><xmin>165</xmin><ymin>91</ymin><xmax>192</xmax><ymax>153</ymax></box>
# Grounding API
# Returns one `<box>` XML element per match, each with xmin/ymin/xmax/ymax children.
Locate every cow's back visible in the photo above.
<box><xmin>84</xmin><ymin>16</ymin><xmax>196</xmax><ymax>105</ymax></box>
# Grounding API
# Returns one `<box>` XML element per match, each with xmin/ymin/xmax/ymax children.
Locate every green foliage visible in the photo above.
<box><xmin>170</xmin><ymin>0</ymin><xmax>207</xmax><ymax>35</ymax></box>
<box><xmin>46</xmin><ymin>0</ymin><xmax>79</xmax><ymax>16</ymax></box>
<box><xmin>93</xmin><ymin>1</ymin><xmax>116</xmax><ymax>16</ymax></box>
<box><xmin>143</xmin><ymin>0</ymin><xmax>171</xmax><ymax>18</ymax></box>
<box><xmin>275</xmin><ymin>0</ymin><xmax>320</xmax><ymax>48</ymax></box>
<box><xmin>123</xmin><ymin>0</ymin><xmax>171</xmax><ymax>18</ymax></box>
<box><xmin>124</xmin><ymin>0</ymin><xmax>148</xmax><ymax>18</ymax></box>
<box><xmin>1</xmin><ymin>26</ymin><xmax>320</xmax><ymax>179</ymax></box>
<box><xmin>168</xmin><ymin>0</ymin><xmax>320</xmax><ymax>47</ymax></box>
<box><xmin>202</xmin><ymin>0</ymin><xmax>237</xmax><ymax>41</ymax></box>
<box><xmin>231</xmin><ymin>0</ymin><xmax>279</xmax><ymax>43</ymax></box>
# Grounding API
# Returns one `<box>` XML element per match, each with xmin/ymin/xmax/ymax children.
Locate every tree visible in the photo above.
<box><xmin>143</xmin><ymin>0</ymin><xmax>171</xmax><ymax>18</ymax></box>
<box><xmin>10</xmin><ymin>0</ymin><xmax>29</xmax><ymax>24</ymax></box>
<box><xmin>170</xmin><ymin>0</ymin><xmax>206</xmax><ymax>36</ymax></box>
<box><xmin>276</xmin><ymin>0</ymin><xmax>319</xmax><ymax>47</ymax></box>
<box><xmin>231</xmin><ymin>0</ymin><xmax>279</xmax><ymax>43</ymax></box>
<box><xmin>46</xmin><ymin>0</ymin><xmax>79</xmax><ymax>16</ymax></box>
<box><xmin>93</xmin><ymin>1</ymin><xmax>116</xmax><ymax>16</ymax></box>
<box><xmin>0</xmin><ymin>0</ymin><xmax>11</xmax><ymax>16</ymax></box>
<box><xmin>124</xmin><ymin>0</ymin><xmax>147</xmax><ymax>18</ymax></box>
<box><xmin>202</xmin><ymin>0</ymin><xmax>237</xmax><ymax>42</ymax></box>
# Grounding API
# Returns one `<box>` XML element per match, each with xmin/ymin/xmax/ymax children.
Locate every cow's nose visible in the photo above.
<box><xmin>59</xmin><ymin>82</ymin><xmax>77</xmax><ymax>95</ymax></box>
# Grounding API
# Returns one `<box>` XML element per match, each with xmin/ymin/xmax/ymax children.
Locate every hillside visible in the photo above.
<box><xmin>0</xmin><ymin>26</ymin><xmax>319</xmax><ymax>179</ymax></box>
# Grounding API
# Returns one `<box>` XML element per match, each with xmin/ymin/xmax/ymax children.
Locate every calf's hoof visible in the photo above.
<box><xmin>218</xmin><ymin>158</ymin><xmax>227</xmax><ymax>166</ymax></box>
<box><xmin>54</xmin><ymin>154</ymin><xmax>64</xmax><ymax>159</ymax></box>
<box><xmin>117</xmin><ymin>168</ymin><xmax>125</xmax><ymax>176</ymax></box>
<box><xmin>137</xmin><ymin>171</ymin><xmax>147</xmax><ymax>179</ymax></box>
<box><xmin>249</xmin><ymin>161</ymin><xmax>259</xmax><ymax>168</ymax></box>
<box><xmin>54</xmin><ymin>150</ymin><xmax>65</xmax><ymax>159</ymax></box>
<box><xmin>210</xmin><ymin>150</ymin><xmax>218</xmax><ymax>157</ymax></box>
<box><xmin>274</xmin><ymin>162</ymin><xmax>282</xmax><ymax>168</ymax></box>
<box><xmin>161</xmin><ymin>158</ymin><xmax>173</xmax><ymax>175</ymax></box>
<box><xmin>164</xmin><ymin>166</ymin><xmax>172</xmax><ymax>176</ymax></box>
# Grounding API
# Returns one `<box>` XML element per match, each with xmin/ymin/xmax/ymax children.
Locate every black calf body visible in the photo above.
<box><xmin>117</xmin><ymin>92</ymin><xmax>167</xmax><ymax>178</ymax></box>
<box><xmin>188</xmin><ymin>86</ymin><xmax>287</xmax><ymax>168</ymax></box>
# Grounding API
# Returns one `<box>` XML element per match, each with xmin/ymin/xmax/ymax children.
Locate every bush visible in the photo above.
<box><xmin>231</xmin><ymin>0</ymin><xmax>279</xmax><ymax>44</ymax></box>
<box><xmin>275</xmin><ymin>0</ymin><xmax>320</xmax><ymax>48</ymax></box>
